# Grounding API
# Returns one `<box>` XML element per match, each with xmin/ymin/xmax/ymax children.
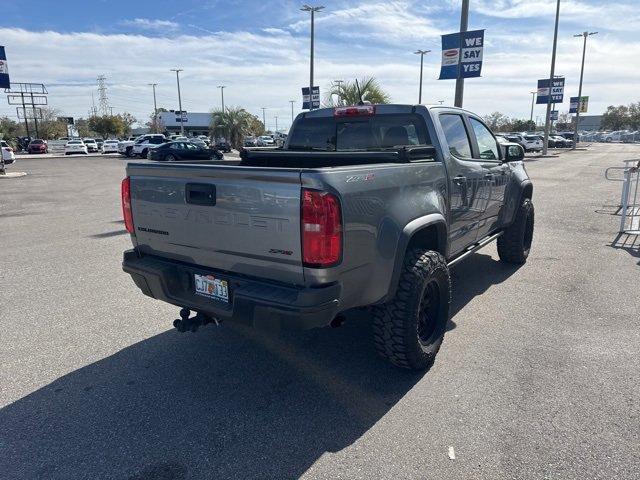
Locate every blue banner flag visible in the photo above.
<box><xmin>0</xmin><ymin>46</ymin><xmax>10</xmax><ymax>89</ymax></box>
<box><xmin>536</xmin><ymin>78</ymin><xmax>565</xmax><ymax>104</ymax></box>
<box><xmin>439</xmin><ymin>29</ymin><xmax>485</xmax><ymax>80</ymax></box>
<box><xmin>302</xmin><ymin>86</ymin><xmax>320</xmax><ymax>110</ymax></box>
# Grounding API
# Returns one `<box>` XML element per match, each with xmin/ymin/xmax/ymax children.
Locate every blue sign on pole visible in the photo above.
<box><xmin>302</xmin><ymin>86</ymin><xmax>320</xmax><ymax>109</ymax></box>
<box><xmin>536</xmin><ymin>78</ymin><xmax>565</xmax><ymax>104</ymax></box>
<box><xmin>439</xmin><ymin>29</ymin><xmax>485</xmax><ymax>80</ymax></box>
<box><xmin>0</xmin><ymin>46</ymin><xmax>10</xmax><ymax>89</ymax></box>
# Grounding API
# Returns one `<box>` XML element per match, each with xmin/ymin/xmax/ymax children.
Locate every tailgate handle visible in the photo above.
<box><xmin>185</xmin><ymin>183</ymin><xmax>216</xmax><ymax>206</ymax></box>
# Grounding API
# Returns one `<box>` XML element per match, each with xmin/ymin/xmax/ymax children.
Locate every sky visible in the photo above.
<box><xmin>1</xmin><ymin>0</ymin><xmax>638</xmax><ymax>130</ymax></box>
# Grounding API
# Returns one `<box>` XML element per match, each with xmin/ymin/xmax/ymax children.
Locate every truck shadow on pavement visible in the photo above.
<box><xmin>1</xmin><ymin>253</ymin><xmax>518</xmax><ymax>480</ymax></box>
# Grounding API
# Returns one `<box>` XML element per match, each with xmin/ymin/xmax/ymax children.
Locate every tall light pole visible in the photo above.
<box><xmin>148</xmin><ymin>83</ymin><xmax>158</xmax><ymax>133</ymax></box>
<box><xmin>275</xmin><ymin>115</ymin><xmax>278</xmax><ymax>133</ymax></box>
<box><xmin>170</xmin><ymin>68</ymin><xmax>184</xmax><ymax>135</ymax></box>
<box><xmin>572</xmin><ymin>31</ymin><xmax>597</xmax><ymax>149</ymax></box>
<box><xmin>289</xmin><ymin>100</ymin><xmax>295</xmax><ymax>123</ymax></box>
<box><xmin>217</xmin><ymin>85</ymin><xmax>226</xmax><ymax>112</ymax></box>
<box><xmin>332</xmin><ymin>79</ymin><xmax>343</xmax><ymax>105</ymax></box>
<box><xmin>454</xmin><ymin>0</ymin><xmax>469</xmax><ymax>107</ymax></box>
<box><xmin>261</xmin><ymin>107</ymin><xmax>267</xmax><ymax>129</ymax></box>
<box><xmin>542</xmin><ymin>0</ymin><xmax>561</xmax><ymax>155</ymax></box>
<box><xmin>414</xmin><ymin>50</ymin><xmax>431</xmax><ymax>104</ymax></box>
<box><xmin>301</xmin><ymin>4</ymin><xmax>324</xmax><ymax>111</ymax></box>
<box><xmin>529</xmin><ymin>91</ymin><xmax>536</xmax><ymax>122</ymax></box>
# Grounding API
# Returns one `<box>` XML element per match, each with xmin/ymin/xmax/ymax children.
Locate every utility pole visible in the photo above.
<box><xmin>217</xmin><ymin>85</ymin><xmax>226</xmax><ymax>112</ymax></box>
<box><xmin>301</xmin><ymin>4</ymin><xmax>324</xmax><ymax>110</ymax></box>
<box><xmin>170</xmin><ymin>68</ymin><xmax>184</xmax><ymax>135</ymax></box>
<box><xmin>275</xmin><ymin>115</ymin><xmax>278</xmax><ymax>133</ymax></box>
<box><xmin>29</xmin><ymin>92</ymin><xmax>39</xmax><ymax>138</ymax></box>
<box><xmin>289</xmin><ymin>100</ymin><xmax>295</xmax><ymax>123</ymax></box>
<box><xmin>572</xmin><ymin>31</ymin><xmax>597</xmax><ymax>149</ymax></box>
<box><xmin>530</xmin><ymin>91</ymin><xmax>536</xmax><ymax>122</ymax></box>
<box><xmin>454</xmin><ymin>0</ymin><xmax>469</xmax><ymax>107</ymax></box>
<box><xmin>542</xmin><ymin>0</ymin><xmax>561</xmax><ymax>156</ymax></box>
<box><xmin>109</xmin><ymin>107</ymin><xmax>114</xmax><ymax>116</ymax></box>
<box><xmin>414</xmin><ymin>50</ymin><xmax>431</xmax><ymax>104</ymax></box>
<box><xmin>148</xmin><ymin>83</ymin><xmax>158</xmax><ymax>133</ymax></box>
<box><xmin>261</xmin><ymin>107</ymin><xmax>267</xmax><ymax>128</ymax></box>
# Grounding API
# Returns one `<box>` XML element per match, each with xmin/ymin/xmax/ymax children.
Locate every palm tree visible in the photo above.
<box><xmin>210</xmin><ymin>107</ymin><xmax>252</xmax><ymax>150</ymax></box>
<box><xmin>324</xmin><ymin>77</ymin><xmax>391</xmax><ymax>107</ymax></box>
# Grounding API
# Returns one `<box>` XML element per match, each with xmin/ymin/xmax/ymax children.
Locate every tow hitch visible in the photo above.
<box><xmin>173</xmin><ymin>308</ymin><xmax>219</xmax><ymax>333</ymax></box>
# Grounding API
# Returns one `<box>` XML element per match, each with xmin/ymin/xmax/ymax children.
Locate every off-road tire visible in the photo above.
<box><xmin>497</xmin><ymin>198</ymin><xmax>534</xmax><ymax>264</ymax></box>
<box><xmin>372</xmin><ymin>249</ymin><xmax>451</xmax><ymax>370</ymax></box>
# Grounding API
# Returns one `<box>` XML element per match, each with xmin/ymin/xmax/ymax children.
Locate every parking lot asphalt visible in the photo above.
<box><xmin>1</xmin><ymin>144</ymin><xmax>639</xmax><ymax>480</ymax></box>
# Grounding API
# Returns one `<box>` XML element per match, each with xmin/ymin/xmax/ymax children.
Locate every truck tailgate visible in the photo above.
<box><xmin>127</xmin><ymin>163</ymin><xmax>304</xmax><ymax>285</ymax></box>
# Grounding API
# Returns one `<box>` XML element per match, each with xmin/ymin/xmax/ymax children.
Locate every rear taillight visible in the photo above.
<box><xmin>301</xmin><ymin>189</ymin><xmax>342</xmax><ymax>267</ymax></box>
<box><xmin>333</xmin><ymin>105</ymin><xmax>376</xmax><ymax>117</ymax></box>
<box><xmin>121</xmin><ymin>177</ymin><xmax>134</xmax><ymax>234</ymax></box>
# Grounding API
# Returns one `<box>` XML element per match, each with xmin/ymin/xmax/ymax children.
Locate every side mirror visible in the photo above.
<box><xmin>505</xmin><ymin>144</ymin><xmax>524</xmax><ymax>162</ymax></box>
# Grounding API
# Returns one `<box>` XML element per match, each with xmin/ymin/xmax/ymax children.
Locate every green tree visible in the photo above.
<box><xmin>246</xmin><ymin>116</ymin><xmax>265</xmax><ymax>137</ymax></box>
<box><xmin>628</xmin><ymin>102</ymin><xmax>640</xmax><ymax>130</ymax></box>
<box><xmin>324</xmin><ymin>77</ymin><xmax>391</xmax><ymax>107</ymax></box>
<box><xmin>147</xmin><ymin>108</ymin><xmax>167</xmax><ymax>134</ymax></box>
<box><xmin>74</xmin><ymin>118</ymin><xmax>95</xmax><ymax>138</ymax></box>
<box><xmin>37</xmin><ymin>107</ymin><xmax>68</xmax><ymax>139</ymax></box>
<box><xmin>510</xmin><ymin>119</ymin><xmax>537</xmax><ymax>132</ymax></box>
<box><xmin>0</xmin><ymin>116</ymin><xmax>23</xmax><ymax>141</ymax></box>
<box><xmin>483</xmin><ymin>112</ymin><xmax>510</xmax><ymax>131</ymax></box>
<box><xmin>209</xmin><ymin>107</ymin><xmax>257</xmax><ymax>149</ymax></box>
<box><xmin>601</xmin><ymin>105</ymin><xmax>630</xmax><ymax>130</ymax></box>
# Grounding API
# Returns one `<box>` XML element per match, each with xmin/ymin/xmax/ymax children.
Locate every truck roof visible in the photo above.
<box><xmin>299</xmin><ymin>104</ymin><xmax>474</xmax><ymax>119</ymax></box>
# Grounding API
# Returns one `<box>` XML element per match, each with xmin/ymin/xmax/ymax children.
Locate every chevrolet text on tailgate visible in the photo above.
<box><xmin>122</xmin><ymin>104</ymin><xmax>534</xmax><ymax>370</ymax></box>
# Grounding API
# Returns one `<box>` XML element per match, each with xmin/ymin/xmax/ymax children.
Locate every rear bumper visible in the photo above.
<box><xmin>122</xmin><ymin>250</ymin><xmax>341</xmax><ymax>330</ymax></box>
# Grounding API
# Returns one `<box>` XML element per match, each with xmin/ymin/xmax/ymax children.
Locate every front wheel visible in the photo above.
<box><xmin>371</xmin><ymin>249</ymin><xmax>451</xmax><ymax>370</ymax></box>
<box><xmin>498</xmin><ymin>198</ymin><xmax>534</xmax><ymax>264</ymax></box>
<box><xmin>164</xmin><ymin>154</ymin><xmax>176</xmax><ymax>162</ymax></box>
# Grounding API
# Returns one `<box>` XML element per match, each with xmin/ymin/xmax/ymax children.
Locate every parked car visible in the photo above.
<box><xmin>521</xmin><ymin>135</ymin><xmax>543</xmax><ymax>152</ymax></box>
<box><xmin>215</xmin><ymin>139</ymin><xmax>232</xmax><ymax>153</ymax></box>
<box><xmin>1</xmin><ymin>140</ymin><xmax>16</xmax><ymax>165</ymax></box>
<box><xmin>147</xmin><ymin>141</ymin><xmax>224</xmax><ymax>162</ymax></box>
<box><xmin>132</xmin><ymin>135</ymin><xmax>167</xmax><ymax>158</ymax></box>
<box><xmin>189</xmin><ymin>137</ymin><xmax>208</xmax><ymax>148</ymax></box>
<box><xmin>122</xmin><ymin>103</ymin><xmax>533</xmax><ymax>371</ymax></box>
<box><xmin>118</xmin><ymin>136</ymin><xmax>142</xmax><ymax>157</ymax></box>
<box><xmin>498</xmin><ymin>134</ymin><xmax>527</xmax><ymax>151</ymax></box>
<box><xmin>549</xmin><ymin>135</ymin><xmax>571</xmax><ymax>148</ymax></box>
<box><xmin>95</xmin><ymin>138</ymin><xmax>104</xmax><ymax>150</ymax></box>
<box><xmin>83</xmin><ymin>138</ymin><xmax>99</xmax><ymax>153</ymax></box>
<box><xmin>102</xmin><ymin>139</ymin><xmax>119</xmax><ymax>153</ymax></box>
<box><xmin>64</xmin><ymin>139</ymin><xmax>88</xmax><ymax>155</ymax></box>
<box><xmin>257</xmin><ymin>135</ymin><xmax>275</xmax><ymax>146</ymax></box>
<box><xmin>603</xmin><ymin>131</ymin><xmax>627</xmax><ymax>143</ymax></box>
<box><xmin>244</xmin><ymin>136</ymin><xmax>258</xmax><ymax>147</ymax></box>
<box><xmin>27</xmin><ymin>139</ymin><xmax>48</xmax><ymax>154</ymax></box>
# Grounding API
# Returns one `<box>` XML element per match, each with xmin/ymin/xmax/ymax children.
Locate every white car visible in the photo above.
<box><xmin>83</xmin><ymin>138</ymin><xmax>99</xmax><ymax>153</ymax></box>
<box><xmin>1</xmin><ymin>140</ymin><xmax>16</xmax><ymax>165</ymax></box>
<box><xmin>189</xmin><ymin>137</ymin><xmax>208</xmax><ymax>148</ymax></box>
<box><xmin>603</xmin><ymin>131</ymin><xmax>627</xmax><ymax>143</ymax></box>
<box><xmin>64</xmin><ymin>139</ymin><xmax>88</xmax><ymax>155</ymax></box>
<box><xmin>132</xmin><ymin>134</ymin><xmax>166</xmax><ymax>157</ymax></box>
<box><xmin>258</xmin><ymin>135</ymin><xmax>275</xmax><ymax>146</ymax></box>
<box><xmin>521</xmin><ymin>135</ymin><xmax>543</xmax><ymax>152</ymax></box>
<box><xmin>102</xmin><ymin>139</ymin><xmax>119</xmax><ymax>153</ymax></box>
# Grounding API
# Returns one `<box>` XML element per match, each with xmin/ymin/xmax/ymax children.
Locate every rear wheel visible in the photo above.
<box><xmin>498</xmin><ymin>198</ymin><xmax>534</xmax><ymax>264</ymax></box>
<box><xmin>164</xmin><ymin>154</ymin><xmax>176</xmax><ymax>162</ymax></box>
<box><xmin>371</xmin><ymin>249</ymin><xmax>451</xmax><ymax>370</ymax></box>
<box><xmin>125</xmin><ymin>147</ymin><xmax>133</xmax><ymax>157</ymax></box>
<box><xmin>141</xmin><ymin>149</ymin><xmax>148</xmax><ymax>158</ymax></box>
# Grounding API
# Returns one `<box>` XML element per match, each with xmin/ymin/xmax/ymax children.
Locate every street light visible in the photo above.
<box><xmin>289</xmin><ymin>100</ymin><xmax>296</xmax><ymax>123</ymax></box>
<box><xmin>414</xmin><ymin>49</ymin><xmax>431</xmax><ymax>104</ymax></box>
<box><xmin>529</xmin><ymin>91</ymin><xmax>536</xmax><ymax>122</ymax></box>
<box><xmin>301</xmin><ymin>4</ymin><xmax>324</xmax><ymax>111</ymax></box>
<box><xmin>572</xmin><ymin>31</ymin><xmax>598</xmax><ymax>149</ymax></box>
<box><xmin>542</xmin><ymin>0</ymin><xmax>561</xmax><ymax>156</ymax></box>
<box><xmin>217</xmin><ymin>85</ymin><xmax>226</xmax><ymax>112</ymax></box>
<box><xmin>454</xmin><ymin>0</ymin><xmax>469</xmax><ymax>107</ymax></box>
<box><xmin>170</xmin><ymin>68</ymin><xmax>184</xmax><ymax>135</ymax></box>
<box><xmin>148</xmin><ymin>83</ymin><xmax>158</xmax><ymax>133</ymax></box>
<box><xmin>261</xmin><ymin>107</ymin><xmax>267</xmax><ymax>128</ymax></box>
<box><xmin>275</xmin><ymin>115</ymin><xmax>278</xmax><ymax>133</ymax></box>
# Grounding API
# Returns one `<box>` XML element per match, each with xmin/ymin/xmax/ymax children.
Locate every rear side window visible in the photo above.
<box><xmin>439</xmin><ymin>114</ymin><xmax>472</xmax><ymax>158</ymax></box>
<box><xmin>288</xmin><ymin>114</ymin><xmax>429</xmax><ymax>151</ymax></box>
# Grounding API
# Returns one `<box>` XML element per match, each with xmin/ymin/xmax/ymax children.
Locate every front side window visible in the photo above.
<box><xmin>469</xmin><ymin>118</ymin><xmax>500</xmax><ymax>160</ymax></box>
<box><xmin>439</xmin><ymin>114</ymin><xmax>472</xmax><ymax>158</ymax></box>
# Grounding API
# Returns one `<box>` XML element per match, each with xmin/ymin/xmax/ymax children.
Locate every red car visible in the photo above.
<box><xmin>27</xmin><ymin>139</ymin><xmax>48</xmax><ymax>154</ymax></box>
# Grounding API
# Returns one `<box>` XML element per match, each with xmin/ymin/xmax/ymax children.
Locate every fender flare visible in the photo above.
<box><xmin>382</xmin><ymin>213</ymin><xmax>448</xmax><ymax>303</ymax></box>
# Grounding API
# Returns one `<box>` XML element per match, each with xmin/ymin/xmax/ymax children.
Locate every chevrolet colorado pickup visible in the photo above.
<box><xmin>122</xmin><ymin>104</ymin><xmax>534</xmax><ymax>370</ymax></box>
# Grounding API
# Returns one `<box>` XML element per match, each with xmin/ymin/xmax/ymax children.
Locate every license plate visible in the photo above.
<box><xmin>194</xmin><ymin>274</ymin><xmax>229</xmax><ymax>303</ymax></box>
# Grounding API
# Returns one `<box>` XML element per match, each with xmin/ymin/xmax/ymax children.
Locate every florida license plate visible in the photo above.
<box><xmin>194</xmin><ymin>274</ymin><xmax>229</xmax><ymax>303</ymax></box>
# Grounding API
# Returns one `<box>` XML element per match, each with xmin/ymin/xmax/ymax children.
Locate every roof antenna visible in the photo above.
<box><xmin>355</xmin><ymin>79</ymin><xmax>364</xmax><ymax>105</ymax></box>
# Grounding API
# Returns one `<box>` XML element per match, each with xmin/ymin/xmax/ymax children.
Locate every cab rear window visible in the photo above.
<box><xmin>288</xmin><ymin>114</ymin><xmax>430</xmax><ymax>151</ymax></box>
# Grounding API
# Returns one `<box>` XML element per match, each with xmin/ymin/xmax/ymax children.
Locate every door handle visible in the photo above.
<box><xmin>484</xmin><ymin>173</ymin><xmax>494</xmax><ymax>179</ymax></box>
<box><xmin>453</xmin><ymin>175</ymin><xmax>467</xmax><ymax>185</ymax></box>
<box><xmin>185</xmin><ymin>183</ymin><xmax>216</xmax><ymax>206</ymax></box>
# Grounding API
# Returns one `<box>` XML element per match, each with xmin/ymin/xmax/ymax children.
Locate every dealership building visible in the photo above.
<box><xmin>157</xmin><ymin>111</ymin><xmax>215</xmax><ymax>136</ymax></box>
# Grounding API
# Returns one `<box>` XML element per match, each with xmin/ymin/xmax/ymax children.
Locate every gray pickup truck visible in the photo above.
<box><xmin>122</xmin><ymin>104</ymin><xmax>534</xmax><ymax>370</ymax></box>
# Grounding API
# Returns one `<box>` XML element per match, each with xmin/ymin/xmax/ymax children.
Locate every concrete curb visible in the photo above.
<box><xmin>0</xmin><ymin>172</ymin><xmax>28</xmax><ymax>178</ymax></box>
